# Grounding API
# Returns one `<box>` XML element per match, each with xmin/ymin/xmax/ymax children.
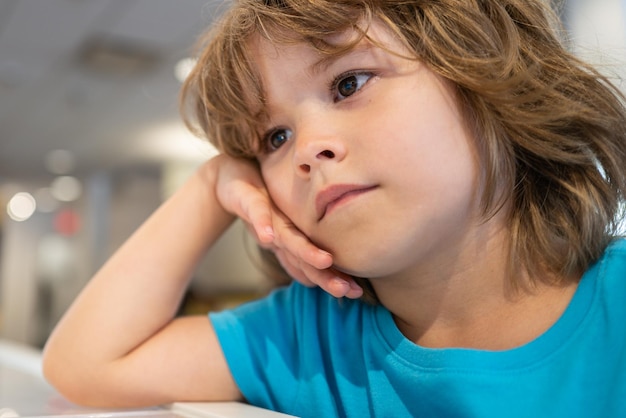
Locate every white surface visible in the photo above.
<box><xmin>0</xmin><ymin>355</ymin><xmax>169</xmax><ymax>417</ymax></box>
<box><xmin>0</xmin><ymin>340</ymin><xmax>44</xmax><ymax>378</ymax></box>
<box><xmin>0</xmin><ymin>340</ymin><xmax>295</xmax><ymax>418</ymax></box>
<box><xmin>168</xmin><ymin>403</ymin><xmax>296</xmax><ymax>418</ymax></box>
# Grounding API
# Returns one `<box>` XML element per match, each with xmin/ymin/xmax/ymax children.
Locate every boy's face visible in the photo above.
<box><xmin>253</xmin><ymin>22</ymin><xmax>485</xmax><ymax>279</ymax></box>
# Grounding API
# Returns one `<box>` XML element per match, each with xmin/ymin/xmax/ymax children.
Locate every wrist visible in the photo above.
<box><xmin>187</xmin><ymin>154</ymin><xmax>237</xmax><ymax>229</ymax></box>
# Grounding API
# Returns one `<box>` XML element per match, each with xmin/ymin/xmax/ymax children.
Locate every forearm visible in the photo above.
<box><xmin>43</xmin><ymin>156</ymin><xmax>235</xmax><ymax>390</ymax></box>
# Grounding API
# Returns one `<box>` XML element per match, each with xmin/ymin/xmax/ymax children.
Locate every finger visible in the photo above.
<box><xmin>276</xmin><ymin>249</ymin><xmax>340</xmax><ymax>293</ymax></box>
<box><xmin>344</xmin><ymin>279</ymin><xmax>364</xmax><ymax>299</ymax></box>
<box><xmin>278</xmin><ymin>250</ymin><xmax>364</xmax><ymax>298</ymax></box>
<box><xmin>243</xmin><ymin>217</ymin><xmax>274</xmax><ymax>249</ymax></box>
<box><xmin>236</xmin><ymin>188</ymin><xmax>275</xmax><ymax>245</ymax></box>
<box><xmin>293</xmin><ymin>259</ymin><xmax>359</xmax><ymax>299</ymax></box>
<box><xmin>310</xmin><ymin>265</ymin><xmax>363</xmax><ymax>299</ymax></box>
<box><xmin>274</xmin><ymin>251</ymin><xmax>316</xmax><ymax>287</ymax></box>
<box><xmin>272</xmin><ymin>223</ymin><xmax>333</xmax><ymax>270</ymax></box>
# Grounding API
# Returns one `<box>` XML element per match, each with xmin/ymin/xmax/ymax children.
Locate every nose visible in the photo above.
<box><xmin>293</xmin><ymin>127</ymin><xmax>346</xmax><ymax>177</ymax></box>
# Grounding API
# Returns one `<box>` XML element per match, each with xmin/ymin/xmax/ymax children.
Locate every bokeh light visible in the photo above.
<box><xmin>7</xmin><ymin>192</ymin><xmax>37</xmax><ymax>222</ymax></box>
<box><xmin>50</xmin><ymin>176</ymin><xmax>82</xmax><ymax>202</ymax></box>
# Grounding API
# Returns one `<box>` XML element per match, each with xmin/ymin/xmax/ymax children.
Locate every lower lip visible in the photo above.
<box><xmin>322</xmin><ymin>186</ymin><xmax>377</xmax><ymax>220</ymax></box>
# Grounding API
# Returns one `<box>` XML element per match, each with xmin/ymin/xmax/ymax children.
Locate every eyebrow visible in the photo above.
<box><xmin>308</xmin><ymin>41</ymin><xmax>375</xmax><ymax>77</ymax></box>
<box><xmin>254</xmin><ymin>39</ymin><xmax>377</xmax><ymax>131</ymax></box>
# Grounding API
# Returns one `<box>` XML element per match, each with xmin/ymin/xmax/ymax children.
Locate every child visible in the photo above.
<box><xmin>43</xmin><ymin>0</ymin><xmax>626</xmax><ymax>416</ymax></box>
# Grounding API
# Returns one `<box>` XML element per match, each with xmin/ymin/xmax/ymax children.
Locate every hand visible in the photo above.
<box><xmin>213</xmin><ymin>155</ymin><xmax>363</xmax><ymax>299</ymax></box>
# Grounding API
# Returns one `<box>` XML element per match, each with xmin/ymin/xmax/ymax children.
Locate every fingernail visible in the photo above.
<box><xmin>349</xmin><ymin>281</ymin><xmax>362</xmax><ymax>290</ymax></box>
<box><xmin>332</xmin><ymin>277</ymin><xmax>350</xmax><ymax>294</ymax></box>
<box><xmin>336</xmin><ymin>278</ymin><xmax>349</xmax><ymax>286</ymax></box>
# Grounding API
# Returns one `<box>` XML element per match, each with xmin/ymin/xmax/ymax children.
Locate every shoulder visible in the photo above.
<box><xmin>591</xmin><ymin>238</ymin><xmax>626</xmax><ymax>276</ymax></box>
<box><xmin>207</xmin><ymin>283</ymin><xmax>376</xmax><ymax>412</ymax></box>
<box><xmin>603</xmin><ymin>237</ymin><xmax>626</xmax><ymax>255</ymax></box>
<box><xmin>584</xmin><ymin>238</ymin><xmax>626</xmax><ymax>305</ymax></box>
<box><xmin>210</xmin><ymin>282</ymin><xmax>369</xmax><ymax>335</ymax></box>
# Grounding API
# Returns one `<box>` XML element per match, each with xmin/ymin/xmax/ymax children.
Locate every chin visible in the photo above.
<box><xmin>330</xmin><ymin>251</ymin><xmax>386</xmax><ymax>278</ymax></box>
<box><xmin>310</xmin><ymin>231</ymin><xmax>396</xmax><ymax>277</ymax></box>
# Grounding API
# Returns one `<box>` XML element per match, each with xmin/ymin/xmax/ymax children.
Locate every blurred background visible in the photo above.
<box><xmin>0</xmin><ymin>0</ymin><xmax>625</xmax><ymax>348</ymax></box>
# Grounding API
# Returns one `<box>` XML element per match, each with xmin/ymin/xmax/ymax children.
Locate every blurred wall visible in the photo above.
<box><xmin>0</xmin><ymin>165</ymin><xmax>268</xmax><ymax>347</ymax></box>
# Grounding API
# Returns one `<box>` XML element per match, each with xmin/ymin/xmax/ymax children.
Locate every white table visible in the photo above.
<box><xmin>0</xmin><ymin>340</ymin><xmax>295</xmax><ymax>418</ymax></box>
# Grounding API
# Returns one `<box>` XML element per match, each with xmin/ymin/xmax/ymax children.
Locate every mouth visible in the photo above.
<box><xmin>316</xmin><ymin>184</ymin><xmax>378</xmax><ymax>221</ymax></box>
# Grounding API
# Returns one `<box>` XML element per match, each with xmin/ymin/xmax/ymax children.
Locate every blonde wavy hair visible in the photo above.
<box><xmin>181</xmin><ymin>0</ymin><xmax>626</xmax><ymax>297</ymax></box>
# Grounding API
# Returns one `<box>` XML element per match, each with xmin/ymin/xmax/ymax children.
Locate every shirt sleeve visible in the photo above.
<box><xmin>208</xmin><ymin>283</ymin><xmax>305</xmax><ymax>410</ymax></box>
<box><xmin>209</xmin><ymin>282</ymin><xmax>372</xmax><ymax>415</ymax></box>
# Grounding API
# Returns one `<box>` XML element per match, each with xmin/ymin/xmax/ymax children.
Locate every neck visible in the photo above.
<box><xmin>388</xmin><ymin>280</ymin><xmax>577</xmax><ymax>350</ymax></box>
<box><xmin>369</xmin><ymin>221</ymin><xmax>579</xmax><ymax>350</ymax></box>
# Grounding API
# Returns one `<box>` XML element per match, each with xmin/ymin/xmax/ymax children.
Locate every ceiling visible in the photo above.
<box><xmin>0</xmin><ymin>0</ymin><xmax>221</xmax><ymax>180</ymax></box>
<box><xmin>0</xmin><ymin>0</ymin><xmax>624</xmax><ymax>181</ymax></box>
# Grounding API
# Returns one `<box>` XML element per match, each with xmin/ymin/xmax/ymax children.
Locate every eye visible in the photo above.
<box><xmin>264</xmin><ymin>128</ymin><xmax>292</xmax><ymax>152</ymax></box>
<box><xmin>332</xmin><ymin>72</ymin><xmax>374</xmax><ymax>102</ymax></box>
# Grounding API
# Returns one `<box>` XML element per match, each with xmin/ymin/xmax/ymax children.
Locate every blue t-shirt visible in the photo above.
<box><xmin>209</xmin><ymin>239</ymin><xmax>626</xmax><ymax>417</ymax></box>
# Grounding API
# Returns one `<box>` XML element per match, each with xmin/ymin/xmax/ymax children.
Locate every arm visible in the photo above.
<box><xmin>42</xmin><ymin>153</ymin><xmax>360</xmax><ymax>408</ymax></box>
<box><xmin>43</xmin><ymin>155</ymin><xmax>243</xmax><ymax>407</ymax></box>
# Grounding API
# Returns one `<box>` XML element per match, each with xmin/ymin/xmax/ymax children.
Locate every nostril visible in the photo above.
<box><xmin>299</xmin><ymin>163</ymin><xmax>311</xmax><ymax>173</ymax></box>
<box><xmin>319</xmin><ymin>150</ymin><xmax>335</xmax><ymax>159</ymax></box>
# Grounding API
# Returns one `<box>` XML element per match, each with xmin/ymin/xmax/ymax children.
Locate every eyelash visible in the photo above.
<box><xmin>330</xmin><ymin>70</ymin><xmax>376</xmax><ymax>102</ymax></box>
<box><xmin>262</xmin><ymin>127</ymin><xmax>292</xmax><ymax>154</ymax></box>
<box><xmin>260</xmin><ymin>70</ymin><xmax>377</xmax><ymax>154</ymax></box>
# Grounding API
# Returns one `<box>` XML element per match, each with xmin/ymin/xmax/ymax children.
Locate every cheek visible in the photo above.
<box><xmin>261</xmin><ymin>163</ymin><xmax>301</xmax><ymax>222</ymax></box>
<box><xmin>260</xmin><ymin>164</ymin><xmax>282</xmax><ymax>203</ymax></box>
